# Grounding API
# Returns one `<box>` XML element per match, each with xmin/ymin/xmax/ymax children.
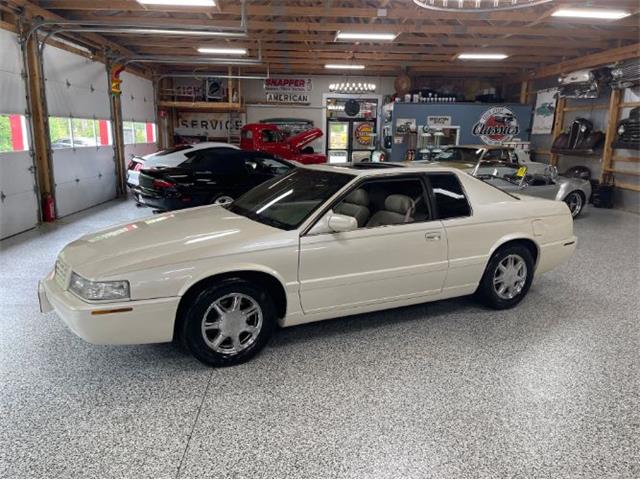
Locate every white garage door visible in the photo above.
<box><xmin>121</xmin><ymin>72</ymin><xmax>158</xmax><ymax>159</ymax></box>
<box><xmin>0</xmin><ymin>28</ymin><xmax>39</xmax><ymax>240</ymax></box>
<box><xmin>43</xmin><ymin>45</ymin><xmax>116</xmax><ymax>217</ymax></box>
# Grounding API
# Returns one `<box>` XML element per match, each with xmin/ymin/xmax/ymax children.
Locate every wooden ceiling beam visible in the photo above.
<box><xmin>5</xmin><ymin>0</ymin><xmax>137</xmax><ymax>57</ymax></box>
<box><xmin>42</xmin><ymin>14</ymin><xmax>639</xmax><ymax>40</ymax></box>
<box><xmin>37</xmin><ymin>0</ymin><xmax>639</xmax><ymax>26</ymax></box>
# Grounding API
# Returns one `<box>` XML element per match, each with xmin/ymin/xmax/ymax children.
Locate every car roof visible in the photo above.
<box><xmin>301</xmin><ymin>162</ymin><xmax>466</xmax><ymax>177</ymax></box>
<box><xmin>190</xmin><ymin>142</ymin><xmax>239</xmax><ymax>151</ymax></box>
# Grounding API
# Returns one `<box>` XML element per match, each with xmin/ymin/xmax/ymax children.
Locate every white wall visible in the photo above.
<box><xmin>0</xmin><ymin>28</ymin><xmax>39</xmax><ymax>239</ymax></box>
<box><xmin>243</xmin><ymin>75</ymin><xmax>395</xmax><ymax>152</ymax></box>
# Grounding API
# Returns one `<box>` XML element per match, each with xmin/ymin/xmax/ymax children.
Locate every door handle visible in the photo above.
<box><xmin>425</xmin><ymin>232</ymin><xmax>441</xmax><ymax>241</ymax></box>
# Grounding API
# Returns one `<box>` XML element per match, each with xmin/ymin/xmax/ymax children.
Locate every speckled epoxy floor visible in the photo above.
<box><xmin>1</xmin><ymin>199</ymin><xmax>639</xmax><ymax>478</ymax></box>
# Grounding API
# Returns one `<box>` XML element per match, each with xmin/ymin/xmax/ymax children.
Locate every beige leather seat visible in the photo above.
<box><xmin>334</xmin><ymin>189</ymin><xmax>370</xmax><ymax>227</ymax></box>
<box><xmin>366</xmin><ymin>194</ymin><xmax>414</xmax><ymax>227</ymax></box>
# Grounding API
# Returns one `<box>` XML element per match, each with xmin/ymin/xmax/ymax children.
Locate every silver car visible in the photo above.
<box><xmin>472</xmin><ymin>162</ymin><xmax>591</xmax><ymax>218</ymax></box>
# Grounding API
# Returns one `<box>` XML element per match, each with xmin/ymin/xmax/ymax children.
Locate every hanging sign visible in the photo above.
<box><xmin>175</xmin><ymin>112</ymin><xmax>245</xmax><ymax>137</ymax></box>
<box><xmin>426</xmin><ymin>116</ymin><xmax>452</xmax><ymax>127</ymax></box>
<box><xmin>472</xmin><ymin>106</ymin><xmax>520</xmax><ymax>145</ymax></box>
<box><xmin>531</xmin><ymin>88</ymin><xmax>558</xmax><ymax>135</ymax></box>
<box><xmin>265</xmin><ymin>92</ymin><xmax>310</xmax><ymax>104</ymax></box>
<box><xmin>264</xmin><ymin>78</ymin><xmax>313</xmax><ymax>92</ymax></box>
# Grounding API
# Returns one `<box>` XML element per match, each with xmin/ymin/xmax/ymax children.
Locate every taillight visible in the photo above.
<box><xmin>134</xmin><ymin>163</ymin><xmax>144</xmax><ymax>171</ymax></box>
<box><xmin>152</xmin><ymin>179</ymin><xmax>175</xmax><ymax>189</ymax></box>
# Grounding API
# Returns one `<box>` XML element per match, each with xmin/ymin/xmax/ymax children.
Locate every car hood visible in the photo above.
<box><xmin>59</xmin><ymin>206</ymin><xmax>290</xmax><ymax>279</ymax></box>
<box><xmin>286</xmin><ymin>128</ymin><xmax>323</xmax><ymax>151</ymax></box>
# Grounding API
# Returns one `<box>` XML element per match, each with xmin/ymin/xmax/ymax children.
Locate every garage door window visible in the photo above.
<box><xmin>123</xmin><ymin>121</ymin><xmax>157</xmax><ymax>144</ymax></box>
<box><xmin>50</xmin><ymin>117</ymin><xmax>112</xmax><ymax>149</ymax></box>
<box><xmin>0</xmin><ymin>114</ymin><xmax>29</xmax><ymax>153</ymax></box>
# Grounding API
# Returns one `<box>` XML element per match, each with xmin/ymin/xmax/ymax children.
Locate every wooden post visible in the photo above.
<box><xmin>23</xmin><ymin>26</ymin><xmax>55</xmax><ymax>219</ymax></box>
<box><xmin>601</xmin><ymin>89</ymin><xmax>622</xmax><ymax>182</ymax></box>
<box><xmin>549</xmin><ymin>96</ymin><xmax>566</xmax><ymax>167</ymax></box>
<box><xmin>519</xmin><ymin>80</ymin><xmax>530</xmax><ymax>104</ymax></box>
<box><xmin>107</xmin><ymin>61</ymin><xmax>127</xmax><ymax>196</ymax></box>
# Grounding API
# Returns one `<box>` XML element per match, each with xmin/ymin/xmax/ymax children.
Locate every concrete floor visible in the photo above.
<box><xmin>1</xmin><ymin>199</ymin><xmax>639</xmax><ymax>478</ymax></box>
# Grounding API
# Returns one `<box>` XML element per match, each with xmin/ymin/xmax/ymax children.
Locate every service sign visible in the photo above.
<box><xmin>266</xmin><ymin>92</ymin><xmax>310</xmax><ymax>104</ymax></box>
<box><xmin>427</xmin><ymin>116</ymin><xmax>452</xmax><ymax>127</ymax></box>
<box><xmin>472</xmin><ymin>106</ymin><xmax>520</xmax><ymax>145</ymax></box>
<box><xmin>175</xmin><ymin>112</ymin><xmax>244</xmax><ymax>137</ymax></box>
<box><xmin>264</xmin><ymin>77</ymin><xmax>313</xmax><ymax>92</ymax></box>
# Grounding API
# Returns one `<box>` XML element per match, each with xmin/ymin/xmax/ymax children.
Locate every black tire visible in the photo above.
<box><xmin>476</xmin><ymin>244</ymin><xmax>535</xmax><ymax>310</ymax></box>
<box><xmin>179</xmin><ymin>279</ymin><xmax>276</xmax><ymax>367</ymax></box>
<box><xmin>564</xmin><ymin>190</ymin><xmax>585</xmax><ymax>218</ymax></box>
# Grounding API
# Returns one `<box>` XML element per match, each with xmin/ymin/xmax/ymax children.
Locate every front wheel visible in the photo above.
<box><xmin>212</xmin><ymin>195</ymin><xmax>234</xmax><ymax>206</ymax></box>
<box><xmin>179</xmin><ymin>279</ymin><xmax>276</xmax><ymax>367</ymax></box>
<box><xmin>477</xmin><ymin>245</ymin><xmax>534</xmax><ymax>310</ymax></box>
<box><xmin>564</xmin><ymin>191</ymin><xmax>585</xmax><ymax>218</ymax></box>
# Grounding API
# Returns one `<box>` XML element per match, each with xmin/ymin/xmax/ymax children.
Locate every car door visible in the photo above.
<box><xmin>298</xmin><ymin>175</ymin><xmax>448</xmax><ymax>314</ymax></box>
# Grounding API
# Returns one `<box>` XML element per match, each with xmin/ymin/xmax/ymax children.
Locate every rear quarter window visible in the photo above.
<box><xmin>428</xmin><ymin>173</ymin><xmax>471</xmax><ymax>219</ymax></box>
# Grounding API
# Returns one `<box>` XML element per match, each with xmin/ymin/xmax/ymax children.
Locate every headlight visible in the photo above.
<box><xmin>618</xmin><ymin>125</ymin><xmax>626</xmax><ymax>135</ymax></box>
<box><xmin>69</xmin><ymin>272</ymin><xmax>130</xmax><ymax>301</ymax></box>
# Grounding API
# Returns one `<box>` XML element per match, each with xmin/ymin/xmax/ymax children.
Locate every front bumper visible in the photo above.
<box><xmin>39</xmin><ymin>271</ymin><xmax>180</xmax><ymax>345</ymax></box>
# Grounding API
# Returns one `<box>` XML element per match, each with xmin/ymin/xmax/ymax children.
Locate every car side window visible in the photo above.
<box><xmin>261</xmin><ymin>130</ymin><xmax>281</xmax><ymax>143</ymax></box>
<box><xmin>428</xmin><ymin>173</ymin><xmax>471</xmax><ymax>220</ymax></box>
<box><xmin>246</xmin><ymin>157</ymin><xmax>291</xmax><ymax>175</ymax></box>
<box><xmin>332</xmin><ymin>177</ymin><xmax>431</xmax><ymax>229</ymax></box>
<box><xmin>187</xmin><ymin>152</ymin><xmax>246</xmax><ymax>175</ymax></box>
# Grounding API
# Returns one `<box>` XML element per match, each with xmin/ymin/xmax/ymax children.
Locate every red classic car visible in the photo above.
<box><xmin>240</xmin><ymin>123</ymin><xmax>326</xmax><ymax>164</ymax></box>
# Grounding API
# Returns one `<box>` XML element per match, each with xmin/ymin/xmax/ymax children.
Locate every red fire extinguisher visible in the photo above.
<box><xmin>42</xmin><ymin>193</ymin><xmax>56</xmax><ymax>223</ymax></box>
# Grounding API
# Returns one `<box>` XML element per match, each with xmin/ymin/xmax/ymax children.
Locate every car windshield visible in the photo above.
<box><xmin>228</xmin><ymin>169</ymin><xmax>353</xmax><ymax>230</ymax></box>
<box><xmin>476</xmin><ymin>164</ymin><xmax>525</xmax><ymax>186</ymax></box>
<box><xmin>432</xmin><ymin>148</ymin><xmax>482</xmax><ymax>163</ymax></box>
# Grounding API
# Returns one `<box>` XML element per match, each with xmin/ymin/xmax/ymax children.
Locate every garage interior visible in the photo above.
<box><xmin>1</xmin><ymin>0</ymin><xmax>639</xmax><ymax>478</ymax></box>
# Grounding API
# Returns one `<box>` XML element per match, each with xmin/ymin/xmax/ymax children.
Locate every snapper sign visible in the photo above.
<box><xmin>264</xmin><ymin>78</ymin><xmax>313</xmax><ymax>92</ymax></box>
<box><xmin>472</xmin><ymin>106</ymin><xmax>520</xmax><ymax>145</ymax></box>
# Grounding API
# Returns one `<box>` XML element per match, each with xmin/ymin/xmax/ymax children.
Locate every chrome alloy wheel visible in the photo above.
<box><xmin>214</xmin><ymin>195</ymin><xmax>234</xmax><ymax>206</ymax></box>
<box><xmin>565</xmin><ymin>192</ymin><xmax>583</xmax><ymax>218</ymax></box>
<box><xmin>493</xmin><ymin>254</ymin><xmax>528</xmax><ymax>300</ymax></box>
<box><xmin>201</xmin><ymin>293</ymin><xmax>263</xmax><ymax>355</ymax></box>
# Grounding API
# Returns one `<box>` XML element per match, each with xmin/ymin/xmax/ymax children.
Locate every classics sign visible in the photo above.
<box><xmin>472</xmin><ymin>106</ymin><xmax>520</xmax><ymax>145</ymax></box>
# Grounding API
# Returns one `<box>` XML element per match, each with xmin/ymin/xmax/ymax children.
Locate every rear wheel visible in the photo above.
<box><xmin>564</xmin><ymin>191</ymin><xmax>585</xmax><ymax>218</ymax></box>
<box><xmin>179</xmin><ymin>279</ymin><xmax>276</xmax><ymax>367</ymax></box>
<box><xmin>477</xmin><ymin>244</ymin><xmax>534</xmax><ymax>310</ymax></box>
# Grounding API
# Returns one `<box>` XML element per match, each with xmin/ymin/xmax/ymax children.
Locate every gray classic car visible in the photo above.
<box><xmin>473</xmin><ymin>163</ymin><xmax>591</xmax><ymax>218</ymax></box>
<box><xmin>411</xmin><ymin>145</ymin><xmax>591</xmax><ymax>218</ymax></box>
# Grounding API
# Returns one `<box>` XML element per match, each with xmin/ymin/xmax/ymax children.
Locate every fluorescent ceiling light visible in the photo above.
<box><xmin>335</xmin><ymin>32</ymin><xmax>397</xmax><ymax>41</ymax></box>
<box><xmin>458</xmin><ymin>53</ymin><xmax>508</xmax><ymax>60</ymax></box>
<box><xmin>552</xmin><ymin>8</ymin><xmax>630</xmax><ymax>19</ymax></box>
<box><xmin>125</xmin><ymin>28</ymin><xmax>246</xmax><ymax>37</ymax></box>
<box><xmin>197</xmin><ymin>47</ymin><xmax>247</xmax><ymax>55</ymax></box>
<box><xmin>137</xmin><ymin>0</ymin><xmax>216</xmax><ymax>6</ymax></box>
<box><xmin>325</xmin><ymin>64</ymin><xmax>366</xmax><ymax>70</ymax></box>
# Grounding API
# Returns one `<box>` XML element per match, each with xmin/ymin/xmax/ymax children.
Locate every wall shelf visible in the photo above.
<box><xmin>157</xmin><ymin>100</ymin><xmax>244</xmax><ymax>112</ymax></box>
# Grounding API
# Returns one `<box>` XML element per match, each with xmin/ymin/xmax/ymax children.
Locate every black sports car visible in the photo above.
<box><xmin>133</xmin><ymin>150</ymin><xmax>295</xmax><ymax>212</ymax></box>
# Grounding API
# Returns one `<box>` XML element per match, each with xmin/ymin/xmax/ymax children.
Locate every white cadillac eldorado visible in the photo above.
<box><xmin>39</xmin><ymin>164</ymin><xmax>577</xmax><ymax>367</ymax></box>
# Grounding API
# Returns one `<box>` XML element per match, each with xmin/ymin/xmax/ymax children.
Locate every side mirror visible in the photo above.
<box><xmin>327</xmin><ymin>213</ymin><xmax>357</xmax><ymax>233</ymax></box>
